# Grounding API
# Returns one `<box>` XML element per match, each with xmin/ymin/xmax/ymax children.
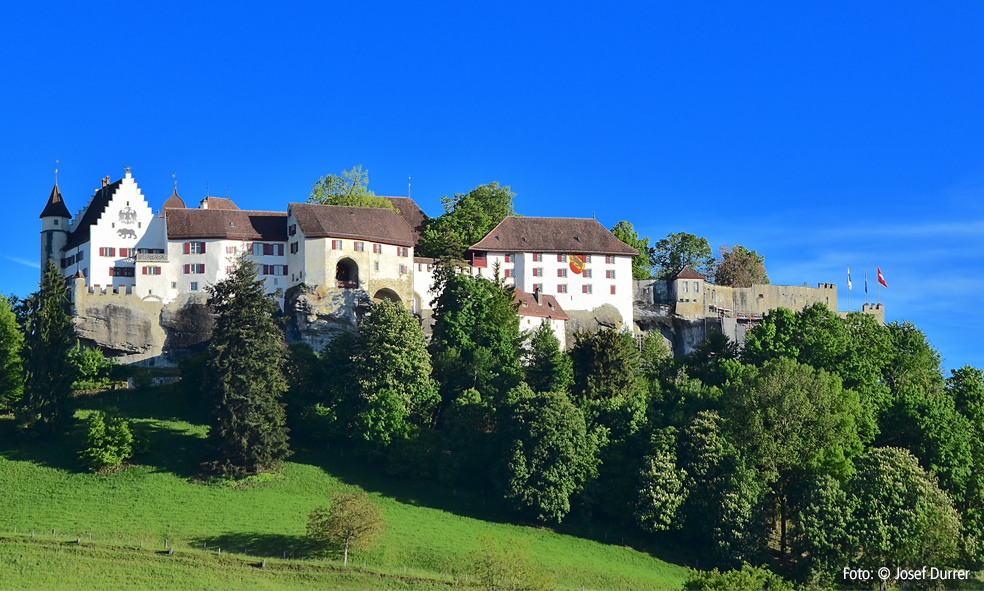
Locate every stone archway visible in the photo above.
<box><xmin>373</xmin><ymin>288</ymin><xmax>402</xmax><ymax>304</ymax></box>
<box><xmin>336</xmin><ymin>258</ymin><xmax>359</xmax><ymax>288</ymax></box>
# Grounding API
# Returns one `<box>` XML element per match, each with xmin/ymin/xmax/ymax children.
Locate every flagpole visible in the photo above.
<box><xmin>847</xmin><ymin>267</ymin><xmax>850</xmax><ymax>312</ymax></box>
<box><xmin>865</xmin><ymin>269</ymin><xmax>868</xmax><ymax>306</ymax></box>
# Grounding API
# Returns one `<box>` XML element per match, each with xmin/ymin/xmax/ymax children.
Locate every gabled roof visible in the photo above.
<box><xmin>65</xmin><ymin>179</ymin><xmax>123</xmax><ymax>250</ymax></box>
<box><xmin>166</xmin><ymin>209</ymin><xmax>287</xmax><ymax>241</ymax></box>
<box><xmin>672</xmin><ymin>266</ymin><xmax>706</xmax><ymax>280</ymax></box>
<box><xmin>469</xmin><ymin>217</ymin><xmax>639</xmax><ymax>256</ymax></box>
<box><xmin>162</xmin><ymin>188</ymin><xmax>186</xmax><ymax>211</ymax></box>
<box><xmin>199</xmin><ymin>197</ymin><xmax>240</xmax><ymax>210</ymax></box>
<box><xmin>40</xmin><ymin>184</ymin><xmax>72</xmax><ymax>219</ymax></box>
<box><xmin>289</xmin><ymin>203</ymin><xmax>415</xmax><ymax>247</ymax></box>
<box><xmin>512</xmin><ymin>288</ymin><xmax>569</xmax><ymax>321</ymax></box>
<box><xmin>386</xmin><ymin>197</ymin><xmax>428</xmax><ymax>245</ymax></box>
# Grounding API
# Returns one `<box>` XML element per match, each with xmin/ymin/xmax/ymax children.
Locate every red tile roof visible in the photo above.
<box><xmin>469</xmin><ymin>217</ymin><xmax>639</xmax><ymax>256</ymax></box>
<box><xmin>40</xmin><ymin>184</ymin><xmax>71</xmax><ymax>219</ymax></box>
<box><xmin>512</xmin><ymin>288</ymin><xmax>569</xmax><ymax>321</ymax></box>
<box><xmin>199</xmin><ymin>197</ymin><xmax>240</xmax><ymax>210</ymax></box>
<box><xmin>165</xmin><ymin>209</ymin><xmax>287</xmax><ymax>241</ymax></box>
<box><xmin>385</xmin><ymin>197</ymin><xmax>428</xmax><ymax>245</ymax></box>
<box><xmin>672</xmin><ymin>266</ymin><xmax>706</xmax><ymax>280</ymax></box>
<box><xmin>289</xmin><ymin>203</ymin><xmax>414</xmax><ymax>247</ymax></box>
<box><xmin>162</xmin><ymin>188</ymin><xmax>186</xmax><ymax>210</ymax></box>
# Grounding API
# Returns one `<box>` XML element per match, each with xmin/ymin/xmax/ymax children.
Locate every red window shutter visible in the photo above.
<box><xmin>184</xmin><ymin>243</ymin><xmax>190</xmax><ymax>254</ymax></box>
<box><xmin>142</xmin><ymin>267</ymin><xmax>147</xmax><ymax>275</ymax></box>
<box><xmin>611</xmin><ymin>285</ymin><xmax>616</xmax><ymax>295</ymax></box>
<box><xmin>184</xmin><ymin>264</ymin><xmax>190</xmax><ymax>275</ymax></box>
<box><xmin>277</xmin><ymin>244</ymin><xmax>284</xmax><ymax>256</ymax></box>
<box><xmin>283</xmin><ymin>265</ymin><xmax>288</xmax><ymax>275</ymax></box>
<box><xmin>108</xmin><ymin>267</ymin><xmax>113</xmax><ymax>277</ymax></box>
<box><xmin>200</xmin><ymin>264</ymin><xmax>205</xmax><ymax>274</ymax></box>
<box><xmin>200</xmin><ymin>242</ymin><xmax>206</xmax><ymax>254</ymax></box>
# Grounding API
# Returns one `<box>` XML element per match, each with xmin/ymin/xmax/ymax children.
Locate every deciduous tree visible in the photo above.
<box><xmin>417</xmin><ymin>182</ymin><xmax>515</xmax><ymax>259</ymax></box>
<box><xmin>202</xmin><ymin>253</ymin><xmax>291</xmax><ymax>476</ymax></box>
<box><xmin>308</xmin><ymin>165</ymin><xmax>395</xmax><ymax>209</ymax></box>
<box><xmin>651</xmin><ymin>232</ymin><xmax>715</xmax><ymax>279</ymax></box>
<box><xmin>610</xmin><ymin>220</ymin><xmax>654</xmax><ymax>279</ymax></box>
<box><xmin>17</xmin><ymin>261</ymin><xmax>77</xmax><ymax>436</ymax></box>
<box><xmin>307</xmin><ymin>491</ymin><xmax>386</xmax><ymax>566</ymax></box>
<box><xmin>714</xmin><ymin>244</ymin><xmax>769</xmax><ymax>287</ymax></box>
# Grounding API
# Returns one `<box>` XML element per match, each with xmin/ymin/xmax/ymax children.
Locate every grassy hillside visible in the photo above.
<box><xmin>0</xmin><ymin>387</ymin><xmax>687</xmax><ymax>590</ymax></box>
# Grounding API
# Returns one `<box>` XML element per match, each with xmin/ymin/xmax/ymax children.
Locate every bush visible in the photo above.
<box><xmin>71</xmin><ymin>344</ymin><xmax>115</xmax><ymax>391</ymax></box>
<box><xmin>683</xmin><ymin>564</ymin><xmax>793</xmax><ymax>591</ymax></box>
<box><xmin>469</xmin><ymin>536</ymin><xmax>554</xmax><ymax>591</ymax></box>
<box><xmin>79</xmin><ymin>408</ymin><xmax>134</xmax><ymax>472</ymax></box>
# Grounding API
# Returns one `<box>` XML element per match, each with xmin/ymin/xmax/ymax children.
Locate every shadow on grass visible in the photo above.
<box><xmin>0</xmin><ymin>414</ymin><xmax>88</xmax><ymax>473</ymax></box>
<box><xmin>130</xmin><ymin>420</ymin><xmax>208</xmax><ymax>480</ymax></box>
<box><xmin>191</xmin><ymin>531</ymin><xmax>323</xmax><ymax>560</ymax></box>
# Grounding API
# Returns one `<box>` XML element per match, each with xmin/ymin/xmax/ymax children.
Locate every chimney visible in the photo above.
<box><xmin>533</xmin><ymin>288</ymin><xmax>540</xmax><ymax>304</ymax></box>
<box><xmin>101</xmin><ymin>176</ymin><xmax>108</xmax><ymax>188</ymax></box>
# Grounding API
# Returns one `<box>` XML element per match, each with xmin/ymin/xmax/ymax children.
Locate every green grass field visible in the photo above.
<box><xmin>0</xmin><ymin>387</ymin><xmax>688</xmax><ymax>590</ymax></box>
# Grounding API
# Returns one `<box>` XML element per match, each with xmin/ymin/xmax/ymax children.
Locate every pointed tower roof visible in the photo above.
<box><xmin>162</xmin><ymin>187</ymin><xmax>186</xmax><ymax>210</ymax></box>
<box><xmin>39</xmin><ymin>184</ymin><xmax>71</xmax><ymax>219</ymax></box>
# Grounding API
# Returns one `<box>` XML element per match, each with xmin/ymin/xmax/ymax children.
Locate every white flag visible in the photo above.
<box><xmin>847</xmin><ymin>266</ymin><xmax>852</xmax><ymax>290</ymax></box>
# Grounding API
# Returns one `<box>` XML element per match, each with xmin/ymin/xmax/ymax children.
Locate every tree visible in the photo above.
<box><xmin>651</xmin><ymin>232</ymin><xmax>715</xmax><ymax>279</ymax></box>
<box><xmin>307</xmin><ymin>491</ymin><xmax>386</xmax><ymax>566</ymax></box>
<box><xmin>417</xmin><ymin>182</ymin><xmax>516</xmax><ymax>259</ymax></box>
<box><xmin>0</xmin><ymin>294</ymin><xmax>24</xmax><ymax>413</ymax></box>
<box><xmin>794</xmin><ymin>475</ymin><xmax>857</xmax><ymax>586</ymax></box>
<box><xmin>724</xmin><ymin>357</ymin><xmax>863</xmax><ymax>554</ymax></box>
<box><xmin>635</xmin><ymin>427</ymin><xmax>687</xmax><ymax>532</ymax></box>
<box><xmin>683</xmin><ymin>565</ymin><xmax>794</xmax><ymax>591</ymax></box>
<box><xmin>17</xmin><ymin>261</ymin><xmax>77</xmax><ymax>436</ymax></box>
<box><xmin>354</xmin><ymin>300</ymin><xmax>440</xmax><ymax>450</ymax></box>
<box><xmin>78</xmin><ymin>408</ymin><xmax>134</xmax><ymax>472</ymax></box>
<box><xmin>308</xmin><ymin>165</ymin><xmax>395</xmax><ymax>209</ymax></box>
<box><xmin>714</xmin><ymin>244</ymin><xmax>769</xmax><ymax>287</ymax></box>
<box><xmin>202</xmin><ymin>253</ymin><xmax>291</xmax><ymax>476</ymax></box>
<box><xmin>610</xmin><ymin>221</ymin><xmax>655</xmax><ymax>279</ymax></box>
<box><xmin>522</xmin><ymin>320</ymin><xmax>572</xmax><ymax>394</ymax></box>
<box><xmin>469</xmin><ymin>536</ymin><xmax>553</xmax><ymax>591</ymax></box>
<box><xmin>498</xmin><ymin>384</ymin><xmax>599</xmax><ymax>523</ymax></box>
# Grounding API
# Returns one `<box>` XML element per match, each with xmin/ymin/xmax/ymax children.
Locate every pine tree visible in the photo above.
<box><xmin>17</xmin><ymin>261</ymin><xmax>76</xmax><ymax>436</ymax></box>
<box><xmin>202</xmin><ymin>253</ymin><xmax>291</xmax><ymax>476</ymax></box>
<box><xmin>0</xmin><ymin>294</ymin><xmax>24</xmax><ymax>413</ymax></box>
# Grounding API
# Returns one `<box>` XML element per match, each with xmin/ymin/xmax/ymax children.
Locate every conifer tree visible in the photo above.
<box><xmin>0</xmin><ymin>294</ymin><xmax>24</xmax><ymax>413</ymax></box>
<box><xmin>202</xmin><ymin>253</ymin><xmax>291</xmax><ymax>476</ymax></box>
<box><xmin>522</xmin><ymin>320</ymin><xmax>572</xmax><ymax>394</ymax></box>
<box><xmin>17</xmin><ymin>261</ymin><xmax>76</xmax><ymax>436</ymax></box>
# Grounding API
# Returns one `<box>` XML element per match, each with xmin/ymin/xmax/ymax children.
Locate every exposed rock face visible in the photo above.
<box><xmin>159</xmin><ymin>293</ymin><xmax>214</xmax><ymax>350</ymax></box>
<box><xmin>565</xmin><ymin>304</ymin><xmax>624</xmax><ymax>345</ymax></box>
<box><xmin>283</xmin><ymin>284</ymin><xmax>370</xmax><ymax>353</ymax></box>
<box><xmin>74</xmin><ymin>298</ymin><xmax>165</xmax><ymax>355</ymax></box>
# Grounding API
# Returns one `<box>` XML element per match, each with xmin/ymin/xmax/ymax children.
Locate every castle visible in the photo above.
<box><xmin>39</xmin><ymin>171</ymin><xmax>640</xmax><ymax>363</ymax></box>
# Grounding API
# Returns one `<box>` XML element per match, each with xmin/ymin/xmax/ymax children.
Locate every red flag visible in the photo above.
<box><xmin>877</xmin><ymin>267</ymin><xmax>888</xmax><ymax>288</ymax></box>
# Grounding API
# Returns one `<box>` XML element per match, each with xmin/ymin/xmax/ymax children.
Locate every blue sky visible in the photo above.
<box><xmin>3</xmin><ymin>2</ymin><xmax>982</xmax><ymax>371</ymax></box>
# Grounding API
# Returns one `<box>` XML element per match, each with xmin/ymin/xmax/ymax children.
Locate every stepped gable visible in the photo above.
<box><xmin>65</xmin><ymin>179</ymin><xmax>123</xmax><ymax>250</ymax></box>
<box><xmin>289</xmin><ymin>203</ymin><xmax>414</xmax><ymax>247</ymax></box>
<box><xmin>386</xmin><ymin>197</ymin><xmax>428</xmax><ymax>244</ymax></box>
<box><xmin>40</xmin><ymin>184</ymin><xmax>71</xmax><ymax>219</ymax></box>
<box><xmin>469</xmin><ymin>217</ymin><xmax>639</xmax><ymax>256</ymax></box>
<box><xmin>166</xmin><ymin>209</ymin><xmax>287</xmax><ymax>241</ymax></box>
<box><xmin>672</xmin><ymin>266</ymin><xmax>705</xmax><ymax>280</ymax></box>
<box><xmin>512</xmin><ymin>288</ymin><xmax>570</xmax><ymax>321</ymax></box>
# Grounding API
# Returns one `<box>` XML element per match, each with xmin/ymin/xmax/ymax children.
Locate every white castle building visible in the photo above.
<box><xmin>39</xmin><ymin>171</ymin><xmax>639</xmax><ymax>355</ymax></box>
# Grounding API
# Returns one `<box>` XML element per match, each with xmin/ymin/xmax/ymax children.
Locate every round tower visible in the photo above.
<box><xmin>39</xmin><ymin>183</ymin><xmax>71</xmax><ymax>273</ymax></box>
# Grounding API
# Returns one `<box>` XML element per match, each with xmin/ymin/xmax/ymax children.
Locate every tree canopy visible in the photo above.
<box><xmin>308</xmin><ymin>165</ymin><xmax>396</xmax><ymax>209</ymax></box>
<box><xmin>610</xmin><ymin>221</ymin><xmax>654</xmax><ymax>279</ymax></box>
<box><xmin>0</xmin><ymin>294</ymin><xmax>24</xmax><ymax>413</ymax></box>
<box><xmin>714</xmin><ymin>244</ymin><xmax>769</xmax><ymax>287</ymax></box>
<box><xmin>416</xmin><ymin>182</ymin><xmax>516</xmax><ymax>259</ymax></box>
<box><xmin>307</xmin><ymin>491</ymin><xmax>386</xmax><ymax>566</ymax></box>
<box><xmin>651</xmin><ymin>232</ymin><xmax>715</xmax><ymax>279</ymax></box>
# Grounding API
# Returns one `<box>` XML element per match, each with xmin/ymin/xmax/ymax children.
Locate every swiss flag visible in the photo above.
<box><xmin>877</xmin><ymin>267</ymin><xmax>888</xmax><ymax>288</ymax></box>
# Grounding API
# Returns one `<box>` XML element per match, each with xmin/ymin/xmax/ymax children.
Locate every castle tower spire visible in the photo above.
<box><xmin>40</xmin><ymin>166</ymin><xmax>72</xmax><ymax>273</ymax></box>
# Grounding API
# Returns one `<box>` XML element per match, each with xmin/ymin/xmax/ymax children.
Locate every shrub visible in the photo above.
<box><xmin>79</xmin><ymin>408</ymin><xmax>134</xmax><ymax>472</ymax></box>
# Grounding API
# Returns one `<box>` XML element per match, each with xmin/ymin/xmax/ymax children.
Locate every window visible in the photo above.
<box><xmin>332</xmin><ymin>240</ymin><xmax>343</xmax><ymax>250</ymax></box>
<box><xmin>606</xmin><ymin>269</ymin><xmax>616</xmax><ymax>279</ymax></box>
<box><xmin>693</xmin><ymin>281</ymin><xmax>699</xmax><ymax>293</ymax></box>
<box><xmin>400</xmin><ymin>264</ymin><xmax>408</xmax><ymax>275</ymax></box>
<box><xmin>611</xmin><ymin>285</ymin><xmax>617</xmax><ymax>295</ymax></box>
<box><xmin>99</xmin><ymin>247</ymin><xmax>116</xmax><ymax>257</ymax></box>
<box><xmin>374</xmin><ymin>262</ymin><xmax>379</xmax><ymax>271</ymax></box>
<box><xmin>584</xmin><ymin>269</ymin><xmax>592</xmax><ymax>278</ymax></box>
<box><xmin>226</xmin><ymin>246</ymin><xmax>237</xmax><ymax>254</ymax></box>
<box><xmin>288</xmin><ymin>224</ymin><xmax>297</xmax><ymax>236</ymax></box>
<box><xmin>141</xmin><ymin>266</ymin><xmax>162</xmax><ymax>275</ymax></box>
<box><xmin>605</xmin><ymin>255</ymin><xmax>615</xmax><ymax>264</ymax></box>
<box><xmin>171</xmin><ymin>282</ymin><xmax>177</xmax><ymax>289</ymax></box>
<box><xmin>184</xmin><ymin>242</ymin><xmax>205</xmax><ymax>254</ymax></box>
<box><xmin>191</xmin><ymin>282</ymin><xmax>198</xmax><ymax>291</ymax></box>
<box><xmin>53</xmin><ymin>219</ymin><xmax>58</xmax><ymax>226</ymax></box>
<box><xmin>557</xmin><ymin>254</ymin><xmax>568</xmax><ymax>263</ymax></box>
<box><xmin>354</xmin><ymin>242</ymin><xmax>364</xmax><ymax>252</ymax></box>
<box><xmin>557</xmin><ymin>284</ymin><xmax>568</xmax><ymax>294</ymax></box>
<box><xmin>261</xmin><ymin>265</ymin><xmax>288</xmax><ymax>276</ymax></box>
<box><xmin>682</xmin><ymin>281</ymin><xmax>688</xmax><ymax>292</ymax></box>
<box><xmin>584</xmin><ymin>255</ymin><xmax>592</xmax><ymax>263</ymax></box>
<box><xmin>583</xmin><ymin>284</ymin><xmax>593</xmax><ymax>294</ymax></box>
<box><xmin>504</xmin><ymin>254</ymin><xmax>514</xmax><ymax>263</ymax></box>
<box><xmin>533</xmin><ymin>253</ymin><xmax>543</xmax><ymax>262</ymax></box>
<box><xmin>557</xmin><ymin>268</ymin><xmax>567</xmax><ymax>278</ymax></box>
<box><xmin>184</xmin><ymin>264</ymin><xmax>205</xmax><ymax>274</ymax></box>
<box><xmin>398</xmin><ymin>247</ymin><xmax>409</xmax><ymax>257</ymax></box>
<box><xmin>533</xmin><ymin>283</ymin><xmax>543</xmax><ymax>293</ymax></box>
<box><xmin>110</xmin><ymin>267</ymin><xmax>135</xmax><ymax>277</ymax></box>
<box><xmin>504</xmin><ymin>269</ymin><xmax>512</xmax><ymax>278</ymax></box>
<box><xmin>533</xmin><ymin>268</ymin><xmax>543</xmax><ymax>277</ymax></box>
<box><xmin>373</xmin><ymin>243</ymin><xmax>382</xmax><ymax>254</ymax></box>
<box><xmin>290</xmin><ymin>242</ymin><xmax>299</xmax><ymax>254</ymax></box>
